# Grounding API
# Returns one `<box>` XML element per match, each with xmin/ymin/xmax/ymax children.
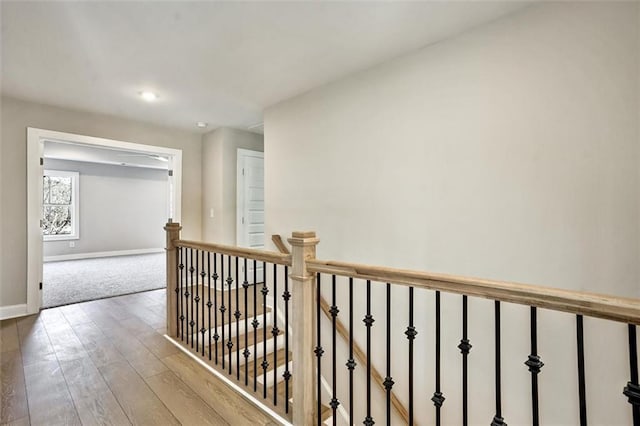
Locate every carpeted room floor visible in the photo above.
<box><xmin>43</xmin><ymin>253</ymin><xmax>165</xmax><ymax>308</ymax></box>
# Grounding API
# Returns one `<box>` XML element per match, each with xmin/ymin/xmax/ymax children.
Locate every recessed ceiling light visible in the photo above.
<box><xmin>139</xmin><ymin>91</ymin><xmax>158</xmax><ymax>102</ymax></box>
<box><xmin>196</xmin><ymin>121</ymin><xmax>208</xmax><ymax>128</ymax></box>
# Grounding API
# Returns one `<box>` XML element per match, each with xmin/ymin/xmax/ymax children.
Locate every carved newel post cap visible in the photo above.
<box><xmin>291</xmin><ymin>231</ymin><xmax>316</xmax><ymax>239</ymax></box>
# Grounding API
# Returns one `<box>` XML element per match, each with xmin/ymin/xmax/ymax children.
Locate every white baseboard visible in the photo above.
<box><xmin>0</xmin><ymin>304</ymin><xmax>28</xmax><ymax>320</ymax></box>
<box><xmin>44</xmin><ymin>248</ymin><xmax>164</xmax><ymax>263</ymax></box>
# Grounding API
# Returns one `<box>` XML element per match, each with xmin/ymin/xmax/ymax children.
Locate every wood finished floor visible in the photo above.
<box><xmin>0</xmin><ymin>289</ymin><xmax>278</xmax><ymax>426</ymax></box>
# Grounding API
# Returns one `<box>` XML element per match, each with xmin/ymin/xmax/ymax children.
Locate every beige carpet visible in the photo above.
<box><xmin>43</xmin><ymin>253</ymin><xmax>165</xmax><ymax>308</ymax></box>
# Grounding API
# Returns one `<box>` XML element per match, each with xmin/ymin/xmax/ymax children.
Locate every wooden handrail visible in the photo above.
<box><xmin>319</xmin><ymin>296</ymin><xmax>409</xmax><ymax>423</ymax></box>
<box><xmin>272</xmin><ymin>235</ymin><xmax>291</xmax><ymax>255</ymax></box>
<box><xmin>176</xmin><ymin>239</ymin><xmax>291</xmax><ymax>266</ymax></box>
<box><xmin>307</xmin><ymin>259</ymin><xmax>640</xmax><ymax>325</ymax></box>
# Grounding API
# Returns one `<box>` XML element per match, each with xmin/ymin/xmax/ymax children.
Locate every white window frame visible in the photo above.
<box><xmin>42</xmin><ymin>169</ymin><xmax>80</xmax><ymax>241</ymax></box>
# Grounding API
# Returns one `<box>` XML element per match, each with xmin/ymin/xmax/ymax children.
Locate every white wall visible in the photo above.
<box><xmin>265</xmin><ymin>3</ymin><xmax>638</xmax><ymax>425</ymax></box>
<box><xmin>202</xmin><ymin>127</ymin><xmax>263</xmax><ymax>244</ymax></box>
<box><xmin>43</xmin><ymin>159</ymin><xmax>167</xmax><ymax>257</ymax></box>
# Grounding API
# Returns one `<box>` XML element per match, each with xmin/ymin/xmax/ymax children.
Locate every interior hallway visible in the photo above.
<box><xmin>0</xmin><ymin>289</ymin><xmax>277</xmax><ymax>426</ymax></box>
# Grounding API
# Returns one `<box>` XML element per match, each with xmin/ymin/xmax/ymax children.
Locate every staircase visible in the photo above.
<box><xmin>173</xmin><ymin>282</ymin><xmax>333</xmax><ymax>424</ymax></box>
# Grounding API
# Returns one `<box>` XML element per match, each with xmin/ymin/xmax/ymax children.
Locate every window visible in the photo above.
<box><xmin>43</xmin><ymin>170</ymin><xmax>79</xmax><ymax>240</ymax></box>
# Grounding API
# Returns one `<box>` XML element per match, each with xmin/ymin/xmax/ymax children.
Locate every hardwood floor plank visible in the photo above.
<box><xmin>138</xmin><ymin>331</ymin><xmax>180</xmax><ymax>359</ymax></box>
<box><xmin>16</xmin><ymin>317</ymin><xmax>56</xmax><ymax>367</ymax></box>
<box><xmin>125</xmin><ymin>346</ymin><xmax>168</xmax><ymax>378</ymax></box>
<box><xmin>99</xmin><ymin>360</ymin><xmax>180</xmax><ymax>425</ymax></box>
<box><xmin>0</xmin><ymin>320</ymin><xmax>19</xmax><ymax>353</ymax></box>
<box><xmin>162</xmin><ymin>352</ymin><xmax>276</xmax><ymax>426</ymax></box>
<box><xmin>2</xmin><ymin>416</ymin><xmax>30</xmax><ymax>426</ymax></box>
<box><xmin>145</xmin><ymin>370</ymin><xmax>229</xmax><ymax>426</ymax></box>
<box><xmin>59</xmin><ymin>357</ymin><xmax>131</xmax><ymax>426</ymax></box>
<box><xmin>0</xmin><ymin>350</ymin><xmax>28</xmax><ymax>424</ymax></box>
<box><xmin>23</xmin><ymin>359</ymin><xmax>81</xmax><ymax>426</ymax></box>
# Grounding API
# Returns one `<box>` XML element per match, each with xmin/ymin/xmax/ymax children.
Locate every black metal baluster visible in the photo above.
<box><xmin>227</xmin><ymin>255</ymin><xmax>233</xmax><ymax>375</ymax></box>
<box><xmin>624</xmin><ymin>324</ymin><xmax>640</xmax><ymax>425</ymax></box>
<box><xmin>195</xmin><ymin>250</ymin><xmax>200</xmax><ymax>353</ymax></box>
<box><xmin>273</xmin><ymin>264</ymin><xmax>279</xmax><ymax>406</ymax></box>
<box><xmin>235</xmin><ymin>257</ymin><xmax>241</xmax><ymax>380</ymax></box>
<box><xmin>200</xmin><ymin>250</ymin><xmax>207</xmax><ymax>356</ymax></box>
<box><xmin>384</xmin><ymin>283</ymin><xmax>393</xmax><ymax>426</ymax></box>
<box><xmin>432</xmin><ymin>291</ymin><xmax>445</xmax><ymax>425</ymax></box>
<box><xmin>364</xmin><ymin>280</ymin><xmax>375</xmax><ymax>426</ymax></box>
<box><xmin>175</xmin><ymin>246</ymin><xmax>180</xmax><ymax>339</ymax></box>
<box><xmin>576</xmin><ymin>315</ymin><xmax>587</xmax><ymax>426</ymax></box>
<box><xmin>405</xmin><ymin>286</ymin><xmax>416</xmax><ymax>426</ymax></box>
<box><xmin>253</xmin><ymin>259</ymin><xmax>258</xmax><ymax>392</ymax></box>
<box><xmin>261</xmin><ymin>261</ymin><xmax>268</xmax><ymax>398</ymax></box>
<box><xmin>213</xmin><ymin>253</ymin><xmax>219</xmax><ymax>363</ymax></box>
<box><xmin>525</xmin><ymin>307</ymin><xmax>544</xmax><ymax>426</ymax></box>
<box><xmin>189</xmin><ymin>248</ymin><xmax>195</xmax><ymax>348</ymax></box>
<box><xmin>330</xmin><ymin>275</ymin><xmax>340</xmax><ymax>425</ymax></box>
<box><xmin>347</xmin><ymin>277</ymin><xmax>355</xmax><ymax>425</ymax></box>
<box><xmin>179</xmin><ymin>247</ymin><xmax>184</xmax><ymax>340</ymax></box>
<box><xmin>207</xmin><ymin>252</ymin><xmax>212</xmax><ymax>360</ymax></box>
<box><xmin>315</xmin><ymin>273</ymin><xmax>323</xmax><ymax>426</ymax></box>
<box><xmin>458</xmin><ymin>295</ymin><xmax>472</xmax><ymax>426</ymax></box>
<box><xmin>491</xmin><ymin>301</ymin><xmax>506</xmax><ymax>426</ymax></box>
<box><xmin>243</xmin><ymin>258</ymin><xmax>250</xmax><ymax>386</ymax></box>
<box><xmin>283</xmin><ymin>266</ymin><xmax>291</xmax><ymax>413</ymax></box>
<box><xmin>184</xmin><ymin>248</ymin><xmax>190</xmax><ymax>345</ymax></box>
<box><xmin>221</xmin><ymin>254</ymin><xmax>226</xmax><ymax>369</ymax></box>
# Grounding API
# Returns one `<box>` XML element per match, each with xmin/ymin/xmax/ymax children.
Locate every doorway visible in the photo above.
<box><xmin>27</xmin><ymin>128</ymin><xmax>182</xmax><ymax>313</ymax></box>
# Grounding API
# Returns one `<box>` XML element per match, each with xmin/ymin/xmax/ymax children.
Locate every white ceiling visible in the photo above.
<box><xmin>1</xmin><ymin>1</ymin><xmax>529</xmax><ymax>132</ymax></box>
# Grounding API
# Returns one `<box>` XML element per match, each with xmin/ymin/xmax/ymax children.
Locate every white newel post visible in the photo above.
<box><xmin>165</xmin><ymin>221</ymin><xmax>182</xmax><ymax>338</ymax></box>
<box><xmin>289</xmin><ymin>231</ymin><xmax>320</xmax><ymax>425</ymax></box>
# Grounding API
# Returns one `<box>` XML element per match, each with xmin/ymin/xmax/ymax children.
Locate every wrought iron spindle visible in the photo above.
<box><xmin>200</xmin><ymin>250</ymin><xmax>207</xmax><ymax>356</ymax></box>
<box><xmin>576</xmin><ymin>315</ymin><xmax>587</xmax><ymax>426</ymax></box>
<box><xmin>316</xmin><ymin>273</ymin><xmax>323</xmax><ymax>425</ymax></box>
<box><xmin>364</xmin><ymin>280</ymin><xmax>375</xmax><ymax>426</ymax></box>
<box><xmin>253</xmin><ymin>259</ymin><xmax>258</xmax><ymax>391</ymax></box>
<box><xmin>179</xmin><ymin>247</ymin><xmax>184</xmax><ymax>340</ymax></box>
<box><xmin>384</xmin><ymin>283</ymin><xmax>393</xmax><ymax>426</ymax></box>
<box><xmin>261</xmin><ymin>261</ymin><xmax>269</xmax><ymax>398</ymax></box>
<box><xmin>175</xmin><ymin>246</ymin><xmax>180</xmax><ymax>339</ymax></box>
<box><xmin>347</xmin><ymin>277</ymin><xmax>355</xmax><ymax>425</ymax></box>
<box><xmin>272</xmin><ymin>264</ymin><xmax>279</xmax><ymax>406</ymax></box>
<box><xmin>405</xmin><ymin>286</ymin><xmax>416</xmax><ymax>426</ymax></box>
<box><xmin>330</xmin><ymin>275</ymin><xmax>340</xmax><ymax>424</ymax></box>
<box><xmin>189</xmin><ymin>248</ymin><xmax>195</xmax><ymax>348</ymax></box>
<box><xmin>525</xmin><ymin>307</ymin><xmax>544</xmax><ymax>426</ymax></box>
<box><xmin>195</xmin><ymin>249</ymin><xmax>200</xmax><ymax>353</ymax></box>
<box><xmin>227</xmin><ymin>256</ymin><xmax>234</xmax><ymax>375</ymax></box>
<box><xmin>184</xmin><ymin>247</ymin><xmax>190</xmax><ymax>345</ymax></box>
<box><xmin>213</xmin><ymin>253</ymin><xmax>219</xmax><ymax>363</ymax></box>
<box><xmin>432</xmin><ymin>291</ymin><xmax>445</xmax><ymax>424</ymax></box>
<box><xmin>491</xmin><ymin>301</ymin><xmax>506</xmax><ymax>426</ymax></box>
<box><xmin>459</xmin><ymin>295</ymin><xmax>472</xmax><ymax>426</ymax></box>
<box><xmin>207</xmin><ymin>252</ymin><xmax>212</xmax><ymax>360</ymax></box>
<box><xmin>624</xmin><ymin>324</ymin><xmax>640</xmax><ymax>425</ymax></box>
<box><xmin>283</xmin><ymin>266</ymin><xmax>291</xmax><ymax>413</ymax></box>
<box><xmin>235</xmin><ymin>256</ymin><xmax>241</xmax><ymax>380</ymax></box>
<box><xmin>243</xmin><ymin>258</ymin><xmax>250</xmax><ymax>386</ymax></box>
<box><xmin>221</xmin><ymin>254</ymin><xmax>226</xmax><ymax>369</ymax></box>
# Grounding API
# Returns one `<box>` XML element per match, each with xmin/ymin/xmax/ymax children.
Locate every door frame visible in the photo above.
<box><xmin>27</xmin><ymin>127</ymin><xmax>182</xmax><ymax>314</ymax></box>
<box><xmin>236</xmin><ymin>148</ymin><xmax>264</xmax><ymax>247</ymax></box>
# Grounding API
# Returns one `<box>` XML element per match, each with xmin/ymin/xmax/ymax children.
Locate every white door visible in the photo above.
<box><xmin>237</xmin><ymin>149</ymin><xmax>264</xmax><ymax>283</ymax></box>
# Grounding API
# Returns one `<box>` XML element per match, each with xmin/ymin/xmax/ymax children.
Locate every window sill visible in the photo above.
<box><xmin>43</xmin><ymin>235</ymin><xmax>79</xmax><ymax>242</ymax></box>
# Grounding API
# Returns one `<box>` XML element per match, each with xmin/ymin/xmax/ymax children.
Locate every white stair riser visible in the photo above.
<box><xmin>256</xmin><ymin>361</ymin><xmax>293</xmax><ymax>387</ymax></box>
<box><xmin>194</xmin><ymin>312</ymin><xmax>273</xmax><ymax>342</ymax></box>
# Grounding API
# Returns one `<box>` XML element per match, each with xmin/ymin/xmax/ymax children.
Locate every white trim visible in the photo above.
<box><xmin>164</xmin><ymin>335</ymin><xmax>291</xmax><ymax>426</ymax></box>
<box><xmin>44</xmin><ymin>248</ymin><xmax>164</xmax><ymax>263</ymax></box>
<box><xmin>27</xmin><ymin>127</ymin><xmax>183</xmax><ymax>315</ymax></box>
<box><xmin>0</xmin><ymin>304</ymin><xmax>28</xmax><ymax>320</ymax></box>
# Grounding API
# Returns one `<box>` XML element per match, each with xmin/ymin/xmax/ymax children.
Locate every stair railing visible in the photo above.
<box><xmin>166</xmin><ymin>222</ymin><xmax>640</xmax><ymax>426</ymax></box>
